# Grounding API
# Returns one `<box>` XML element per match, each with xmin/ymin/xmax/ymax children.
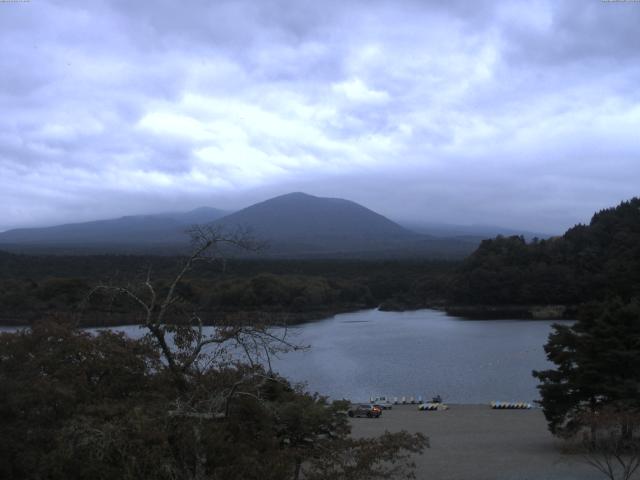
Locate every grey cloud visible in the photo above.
<box><xmin>503</xmin><ymin>1</ymin><xmax>640</xmax><ymax>65</ymax></box>
<box><xmin>0</xmin><ymin>0</ymin><xmax>638</xmax><ymax>233</ymax></box>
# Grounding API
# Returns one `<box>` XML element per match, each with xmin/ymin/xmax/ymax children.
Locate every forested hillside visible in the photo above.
<box><xmin>0</xmin><ymin>254</ymin><xmax>454</xmax><ymax>326</ymax></box>
<box><xmin>450</xmin><ymin>198</ymin><xmax>640</xmax><ymax>307</ymax></box>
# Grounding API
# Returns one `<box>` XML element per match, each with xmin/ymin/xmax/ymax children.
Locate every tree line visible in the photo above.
<box><xmin>449</xmin><ymin>198</ymin><xmax>640</xmax><ymax>308</ymax></box>
<box><xmin>0</xmin><ymin>255</ymin><xmax>455</xmax><ymax>326</ymax></box>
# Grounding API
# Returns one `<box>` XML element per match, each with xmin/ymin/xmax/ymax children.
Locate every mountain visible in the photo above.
<box><xmin>0</xmin><ymin>193</ymin><xmax>479</xmax><ymax>258</ymax></box>
<box><xmin>153</xmin><ymin>207</ymin><xmax>230</xmax><ymax>226</ymax></box>
<box><xmin>211</xmin><ymin>192</ymin><xmax>439</xmax><ymax>256</ymax></box>
<box><xmin>0</xmin><ymin>207</ymin><xmax>228</xmax><ymax>248</ymax></box>
<box><xmin>208</xmin><ymin>192</ymin><xmax>483</xmax><ymax>258</ymax></box>
<box><xmin>215</xmin><ymin>192</ymin><xmax>412</xmax><ymax>240</ymax></box>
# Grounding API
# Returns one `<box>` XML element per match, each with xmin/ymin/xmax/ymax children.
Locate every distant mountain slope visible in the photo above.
<box><xmin>215</xmin><ymin>192</ymin><xmax>413</xmax><ymax>240</ymax></box>
<box><xmin>160</xmin><ymin>207</ymin><xmax>230</xmax><ymax>226</ymax></box>
<box><xmin>0</xmin><ymin>207</ymin><xmax>228</xmax><ymax>245</ymax></box>
<box><xmin>209</xmin><ymin>192</ymin><xmax>481</xmax><ymax>258</ymax></box>
<box><xmin>0</xmin><ymin>193</ymin><xmax>480</xmax><ymax>258</ymax></box>
<box><xmin>400</xmin><ymin>221</ymin><xmax>554</xmax><ymax>241</ymax></box>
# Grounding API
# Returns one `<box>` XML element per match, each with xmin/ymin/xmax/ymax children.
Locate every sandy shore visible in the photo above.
<box><xmin>350</xmin><ymin>405</ymin><xmax>604</xmax><ymax>480</ymax></box>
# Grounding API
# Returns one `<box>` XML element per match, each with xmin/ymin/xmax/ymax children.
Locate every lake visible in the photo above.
<box><xmin>268</xmin><ymin>308</ymin><xmax>568</xmax><ymax>404</ymax></box>
<box><xmin>1</xmin><ymin>309</ymin><xmax>569</xmax><ymax>404</ymax></box>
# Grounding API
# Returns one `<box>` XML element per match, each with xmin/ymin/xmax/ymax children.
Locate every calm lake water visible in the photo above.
<box><xmin>269</xmin><ymin>309</ymin><xmax>568</xmax><ymax>404</ymax></box>
<box><xmin>1</xmin><ymin>309</ymin><xmax>570</xmax><ymax>404</ymax></box>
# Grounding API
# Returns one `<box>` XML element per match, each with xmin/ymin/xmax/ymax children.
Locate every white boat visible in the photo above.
<box><xmin>370</xmin><ymin>395</ymin><xmax>394</xmax><ymax>409</ymax></box>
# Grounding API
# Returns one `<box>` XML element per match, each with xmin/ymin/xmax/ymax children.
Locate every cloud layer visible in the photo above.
<box><xmin>1</xmin><ymin>0</ymin><xmax>639</xmax><ymax>233</ymax></box>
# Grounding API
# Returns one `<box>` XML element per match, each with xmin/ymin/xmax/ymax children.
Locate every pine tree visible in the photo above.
<box><xmin>533</xmin><ymin>298</ymin><xmax>640</xmax><ymax>436</ymax></box>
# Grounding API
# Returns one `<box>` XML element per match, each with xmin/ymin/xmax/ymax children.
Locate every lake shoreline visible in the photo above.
<box><xmin>0</xmin><ymin>305</ymin><xmax>370</xmax><ymax>329</ymax></box>
<box><xmin>444</xmin><ymin>303</ymin><xmax>577</xmax><ymax>320</ymax></box>
<box><xmin>0</xmin><ymin>302</ymin><xmax>577</xmax><ymax>328</ymax></box>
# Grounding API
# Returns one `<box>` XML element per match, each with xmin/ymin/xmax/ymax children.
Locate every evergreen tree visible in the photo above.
<box><xmin>451</xmin><ymin>197</ymin><xmax>640</xmax><ymax>307</ymax></box>
<box><xmin>533</xmin><ymin>299</ymin><xmax>640</xmax><ymax>436</ymax></box>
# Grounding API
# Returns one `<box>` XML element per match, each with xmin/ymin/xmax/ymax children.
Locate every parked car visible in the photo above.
<box><xmin>348</xmin><ymin>404</ymin><xmax>382</xmax><ymax>418</ymax></box>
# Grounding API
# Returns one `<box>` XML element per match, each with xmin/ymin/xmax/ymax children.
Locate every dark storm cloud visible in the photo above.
<box><xmin>1</xmin><ymin>0</ymin><xmax>639</xmax><ymax>232</ymax></box>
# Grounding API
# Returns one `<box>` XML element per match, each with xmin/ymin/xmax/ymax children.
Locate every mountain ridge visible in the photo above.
<box><xmin>213</xmin><ymin>192</ymin><xmax>416</xmax><ymax>241</ymax></box>
<box><xmin>0</xmin><ymin>207</ymin><xmax>229</xmax><ymax>244</ymax></box>
<box><xmin>0</xmin><ymin>193</ymin><xmax>480</xmax><ymax>258</ymax></box>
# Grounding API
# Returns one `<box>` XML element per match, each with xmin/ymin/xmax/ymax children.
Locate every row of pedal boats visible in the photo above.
<box><xmin>369</xmin><ymin>396</ymin><xmax>533</xmax><ymax>410</ymax></box>
<box><xmin>418</xmin><ymin>401</ymin><xmax>532</xmax><ymax>411</ymax></box>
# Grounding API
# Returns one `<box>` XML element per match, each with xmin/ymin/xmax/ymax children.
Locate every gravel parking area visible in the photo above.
<box><xmin>349</xmin><ymin>405</ymin><xmax>605</xmax><ymax>480</ymax></box>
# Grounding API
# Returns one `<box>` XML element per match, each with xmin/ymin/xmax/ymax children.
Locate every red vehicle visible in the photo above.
<box><xmin>348</xmin><ymin>404</ymin><xmax>382</xmax><ymax>418</ymax></box>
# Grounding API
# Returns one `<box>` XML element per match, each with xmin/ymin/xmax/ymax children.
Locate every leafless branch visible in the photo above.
<box><xmin>578</xmin><ymin>406</ymin><xmax>640</xmax><ymax>480</ymax></box>
<box><xmin>83</xmin><ymin>225</ymin><xmax>301</xmax><ymax>392</ymax></box>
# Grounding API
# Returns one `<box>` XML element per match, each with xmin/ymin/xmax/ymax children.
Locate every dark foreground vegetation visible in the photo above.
<box><xmin>533</xmin><ymin>298</ymin><xmax>640</xmax><ymax>480</ymax></box>
<box><xmin>0</xmin><ymin>320</ymin><xmax>427</xmax><ymax>480</ymax></box>
<box><xmin>535</xmin><ymin>299</ymin><xmax>640</xmax><ymax>435</ymax></box>
<box><xmin>0</xmin><ymin>228</ymin><xmax>427</xmax><ymax>480</ymax></box>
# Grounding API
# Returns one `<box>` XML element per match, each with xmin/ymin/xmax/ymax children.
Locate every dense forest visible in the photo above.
<box><xmin>1</xmin><ymin>197</ymin><xmax>638</xmax><ymax>325</ymax></box>
<box><xmin>447</xmin><ymin>198</ymin><xmax>640</xmax><ymax>317</ymax></box>
<box><xmin>0</xmin><ymin>254</ymin><xmax>454</xmax><ymax>326</ymax></box>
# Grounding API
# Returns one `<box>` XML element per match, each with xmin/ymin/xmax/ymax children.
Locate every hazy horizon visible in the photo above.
<box><xmin>0</xmin><ymin>189</ymin><xmax>618</xmax><ymax>237</ymax></box>
<box><xmin>2</xmin><ymin>1</ymin><xmax>639</xmax><ymax>233</ymax></box>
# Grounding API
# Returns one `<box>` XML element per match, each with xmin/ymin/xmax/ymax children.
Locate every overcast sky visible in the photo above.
<box><xmin>1</xmin><ymin>0</ymin><xmax>639</xmax><ymax>234</ymax></box>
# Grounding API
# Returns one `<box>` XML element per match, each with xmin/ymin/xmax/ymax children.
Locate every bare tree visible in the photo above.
<box><xmin>82</xmin><ymin>226</ymin><xmax>316</xmax><ymax>479</ymax></box>
<box><xmin>578</xmin><ymin>406</ymin><xmax>640</xmax><ymax>480</ymax></box>
<box><xmin>86</xmin><ymin>225</ymin><xmax>302</xmax><ymax>394</ymax></box>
